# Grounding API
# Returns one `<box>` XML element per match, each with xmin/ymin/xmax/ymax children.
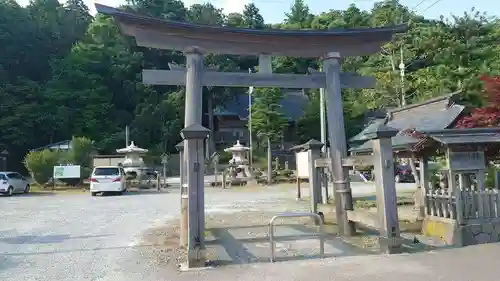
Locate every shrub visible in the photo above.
<box><xmin>218</xmin><ymin>150</ymin><xmax>232</xmax><ymax>163</ymax></box>
<box><xmin>24</xmin><ymin>149</ymin><xmax>62</xmax><ymax>185</ymax></box>
<box><xmin>24</xmin><ymin>136</ymin><xmax>95</xmax><ymax>186</ymax></box>
<box><xmin>67</xmin><ymin>137</ymin><xmax>93</xmax><ymax>167</ymax></box>
<box><xmin>278</xmin><ymin>169</ymin><xmax>294</xmax><ymax>178</ymax></box>
<box><xmin>486</xmin><ymin>165</ymin><xmax>498</xmax><ymax>189</ymax></box>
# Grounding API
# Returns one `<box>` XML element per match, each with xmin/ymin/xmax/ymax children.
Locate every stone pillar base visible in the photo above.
<box><xmin>422</xmin><ymin>216</ymin><xmax>500</xmax><ymax>246</ymax></box>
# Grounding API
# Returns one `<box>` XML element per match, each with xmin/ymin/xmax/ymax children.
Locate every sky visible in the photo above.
<box><xmin>15</xmin><ymin>0</ymin><xmax>500</xmax><ymax>23</ymax></box>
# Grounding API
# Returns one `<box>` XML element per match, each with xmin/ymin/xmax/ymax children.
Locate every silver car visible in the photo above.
<box><xmin>0</xmin><ymin>172</ymin><xmax>30</xmax><ymax>196</ymax></box>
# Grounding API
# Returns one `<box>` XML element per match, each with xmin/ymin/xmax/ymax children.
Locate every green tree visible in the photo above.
<box><xmin>284</xmin><ymin>0</ymin><xmax>314</xmax><ymax>28</ymax></box>
<box><xmin>242</xmin><ymin>3</ymin><xmax>265</xmax><ymax>29</ymax></box>
<box><xmin>67</xmin><ymin>137</ymin><xmax>93</xmax><ymax>166</ymax></box>
<box><xmin>226</xmin><ymin>12</ymin><xmax>244</xmax><ymax>27</ymax></box>
<box><xmin>187</xmin><ymin>3</ymin><xmax>225</xmax><ymax>25</ymax></box>
<box><xmin>24</xmin><ymin>150</ymin><xmax>62</xmax><ymax>185</ymax></box>
<box><xmin>251</xmin><ymin>87</ymin><xmax>288</xmax><ymax>183</ymax></box>
<box><xmin>251</xmin><ymin>88</ymin><xmax>288</xmax><ymax>142</ymax></box>
<box><xmin>126</xmin><ymin>0</ymin><xmax>187</xmax><ymax>20</ymax></box>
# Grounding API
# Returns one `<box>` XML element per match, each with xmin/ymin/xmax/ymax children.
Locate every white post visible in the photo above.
<box><xmin>319</xmin><ymin>70</ymin><xmax>329</xmax><ymax>205</ymax></box>
<box><xmin>248</xmin><ymin>68</ymin><xmax>254</xmax><ymax>171</ymax></box>
<box><xmin>419</xmin><ymin>156</ymin><xmax>429</xmax><ymax>218</ymax></box>
<box><xmin>319</xmin><ymin>69</ymin><xmax>327</xmax><ymax>152</ymax></box>
<box><xmin>304</xmin><ymin>139</ymin><xmax>323</xmax><ymax>213</ymax></box>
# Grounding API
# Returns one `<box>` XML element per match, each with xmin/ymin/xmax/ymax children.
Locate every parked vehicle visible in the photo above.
<box><xmin>0</xmin><ymin>172</ymin><xmax>30</xmax><ymax>196</ymax></box>
<box><xmin>355</xmin><ymin>165</ymin><xmax>415</xmax><ymax>183</ymax></box>
<box><xmin>394</xmin><ymin>164</ymin><xmax>415</xmax><ymax>183</ymax></box>
<box><xmin>89</xmin><ymin>166</ymin><xmax>127</xmax><ymax>196</ymax></box>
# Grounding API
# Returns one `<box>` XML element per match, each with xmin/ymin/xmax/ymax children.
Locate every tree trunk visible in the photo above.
<box><xmin>267</xmin><ymin>136</ymin><xmax>272</xmax><ymax>185</ymax></box>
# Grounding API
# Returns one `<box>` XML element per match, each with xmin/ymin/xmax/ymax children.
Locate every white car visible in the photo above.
<box><xmin>0</xmin><ymin>172</ymin><xmax>30</xmax><ymax>196</ymax></box>
<box><xmin>89</xmin><ymin>166</ymin><xmax>127</xmax><ymax>196</ymax></box>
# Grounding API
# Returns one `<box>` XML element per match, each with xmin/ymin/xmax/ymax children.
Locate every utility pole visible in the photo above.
<box><xmin>125</xmin><ymin>125</ymin><xmax>129</xmax><ymax>146</ymax></box>
<box><xmin>319</xmin><ymin>69</ymin><xmax>327</xmax><ymax>152</ymax></box>
<box><xmin>248</xmin><ymin>68</ymin><xmax>254</xmax><ymax>170</ymax></box>
<box><xmin>399</xmin><ymin>46</ymin><xmax>406</xmax><ymax>107</ymax></box>
<box><xmin>393</xmin><ymin>0</ymin><xmax>406</xmax><ymax>107</ymax></box>
<box><xmin>258</xmin><ymin>54</ymin><xmax>273</xmax><ymax>185</ymax></box>
<box><xmin>319</xmin><ymin>78</ymin><xmax>329</xmax><ymax>204</ymax></box>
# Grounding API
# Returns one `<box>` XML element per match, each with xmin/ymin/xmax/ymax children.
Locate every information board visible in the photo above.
<box><xmin>448</xmin><ymin>151</ymin><xmax>485</xmax><ymax>171</ymax></box>
<box><xmin>53</xmin><ymin>165</ymin><xmax>81</xmax><ymax>179</ymax></box>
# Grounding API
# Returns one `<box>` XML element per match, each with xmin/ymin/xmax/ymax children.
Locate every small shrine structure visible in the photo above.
<box><xmin>406</xmin><ymin>128</ymin><xmax>500</xmax><ymax>246</ymax></box>
<box><xmin>350</xmin><ymin>93</ymin><xmax>500</xmax><ymax>247</ymax></box>
<box><xmin>349</xmin><ymin>93</ymin><xmax>466</xmax><ymax>213</ymax></box>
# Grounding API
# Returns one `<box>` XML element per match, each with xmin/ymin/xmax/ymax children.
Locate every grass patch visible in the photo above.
<box><xmin>354</xmin><ymin>195</ymin><xmax>414</xmax><ymax>209</ymax></box>
<box><xmin>29</xmin><ymin>183</ymin><xmax>88</xmax><ymax>194</ymax></box>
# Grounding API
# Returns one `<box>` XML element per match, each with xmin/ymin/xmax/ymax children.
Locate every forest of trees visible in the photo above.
<box><xmin>1</xmin><ymin>0</ymin><xmax>500</xmax><ymax>171</ymax></box>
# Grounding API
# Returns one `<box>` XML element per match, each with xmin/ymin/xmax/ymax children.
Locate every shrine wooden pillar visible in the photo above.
<box><xmin>322</xmin><ymin>52</ymin><xmax>354</xmax><ymax>236</ymax></box>
<box><xmin>181</xmin><ymin>47</ymin><xmax>210</xmax><ymax>268</ymax></box>
<box><xmin>184</xmin><ymin>47</ymin><xmax>204</xmax><ymax>126</ymax></box>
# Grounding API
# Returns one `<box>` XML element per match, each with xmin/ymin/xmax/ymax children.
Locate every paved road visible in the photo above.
<box><xmin>173</xmin><ymin>243</ymin><xmax>500</xmax><ymax>281</ymax></box>
<box><xmin>0</xmin><ymin>189</ymin><xmax>291</xmax><ymax>281</ymax></box>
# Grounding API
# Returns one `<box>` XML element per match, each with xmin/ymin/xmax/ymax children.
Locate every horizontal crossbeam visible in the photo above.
<box><xmin>142</xmin><ymin>69</ymin><xmax>375</xmax><ymax>89</ymax></box>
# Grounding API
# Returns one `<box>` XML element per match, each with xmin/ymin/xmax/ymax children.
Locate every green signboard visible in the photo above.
<box><xmin>53</xmin><ymin>165</ymin><xmax>81</xmax><ymax>179</ymax></box>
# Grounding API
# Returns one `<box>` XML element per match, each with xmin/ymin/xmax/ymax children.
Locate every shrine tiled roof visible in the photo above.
<box><xmin>412</xmin><ymin>128</ymin><xmax>500</xmax><ymax>150</ymax></box>
<box><xmin>349</xmin><ymin>92</ymin><xmax>465</xmax><ymax>153</ymax></box>
<box><xmin>214</xmin><ymin>90</ymin><xmax>308</xmax><ymax>121</ymax></box>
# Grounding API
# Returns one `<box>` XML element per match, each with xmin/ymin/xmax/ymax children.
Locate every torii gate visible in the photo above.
<box><xmin>96</xmin><ymin>3</ymin><xmax>406</xmax><ymax>268</ymax></box>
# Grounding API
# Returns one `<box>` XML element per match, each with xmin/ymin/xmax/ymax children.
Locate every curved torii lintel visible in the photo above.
<box><xmin>95</xmin><ymin>3</ymin><xmax>407</xmax><ymax>58</ymax></box>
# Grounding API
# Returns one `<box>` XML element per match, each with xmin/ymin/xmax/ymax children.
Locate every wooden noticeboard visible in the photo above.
<box><xmin>296</xmin><ymin>151</ymin><xmax>309</xmax><ymax>179</ymax></box>
<box><xmin>448</xmin><ymin>151</ymin><xmax>485</xmax><ymax>171</ymax></box>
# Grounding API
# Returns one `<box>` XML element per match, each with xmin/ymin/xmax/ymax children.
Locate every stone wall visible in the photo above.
<box><xmin>422</xmin><ymin>216</ymin><xmax>500</xmax><ymax>246</ymax></box>
<box><xmin>459</xmin><ymin>219</ymin><xmax>500</xmax><ymax>246</ymax></box>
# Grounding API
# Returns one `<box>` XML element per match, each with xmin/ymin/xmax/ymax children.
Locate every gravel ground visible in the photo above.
<box><xmin>3</xmin><ymin>183</ymin><xmax>496</xmax><ymax>281</ymax></box>
<box><xmin>0</xmin><ymin>188</ymin><xmax>293</xmax><ymax>281</ymax></box>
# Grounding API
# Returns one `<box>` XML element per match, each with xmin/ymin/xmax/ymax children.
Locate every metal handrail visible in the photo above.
<box><xmin>268</xmin><ymin>212</ymin><xmax>324</xmax><ymax>262</ymax></box>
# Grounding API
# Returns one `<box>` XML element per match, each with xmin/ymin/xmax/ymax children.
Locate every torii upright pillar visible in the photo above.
<box><xmin>322</xmin><ymin>52</ymin><xmax>355</xmax><ymax>236</ymax></box>
<box><xmin>181</xmin><ymin>46</ymin><xmax>210</xmax><ymax>268</ymax></box>
<box><xmin>184</xmin><ymin>47</ymin><xmax>204</xmax><ymax>126</ymax></box>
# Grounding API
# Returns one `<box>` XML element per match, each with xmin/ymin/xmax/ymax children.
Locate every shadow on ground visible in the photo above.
<box><xmin>204</xmin><ymin>223</ymin><xmax>373</xmax><ymax>266</ymax></box>
<box><xmin>90</xmin><ymin>189</ymin><xmax>170</xmax><ymax>197</ymax></box>
<box><xmin>203</xmin><ymin>221</ymin><xmax>455</xmax><ymax>266</ymax></box>
<box><xmin>0</xmin><ymin>234</ymin><xmax>113</xmax><ymax>245</ymax></box>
